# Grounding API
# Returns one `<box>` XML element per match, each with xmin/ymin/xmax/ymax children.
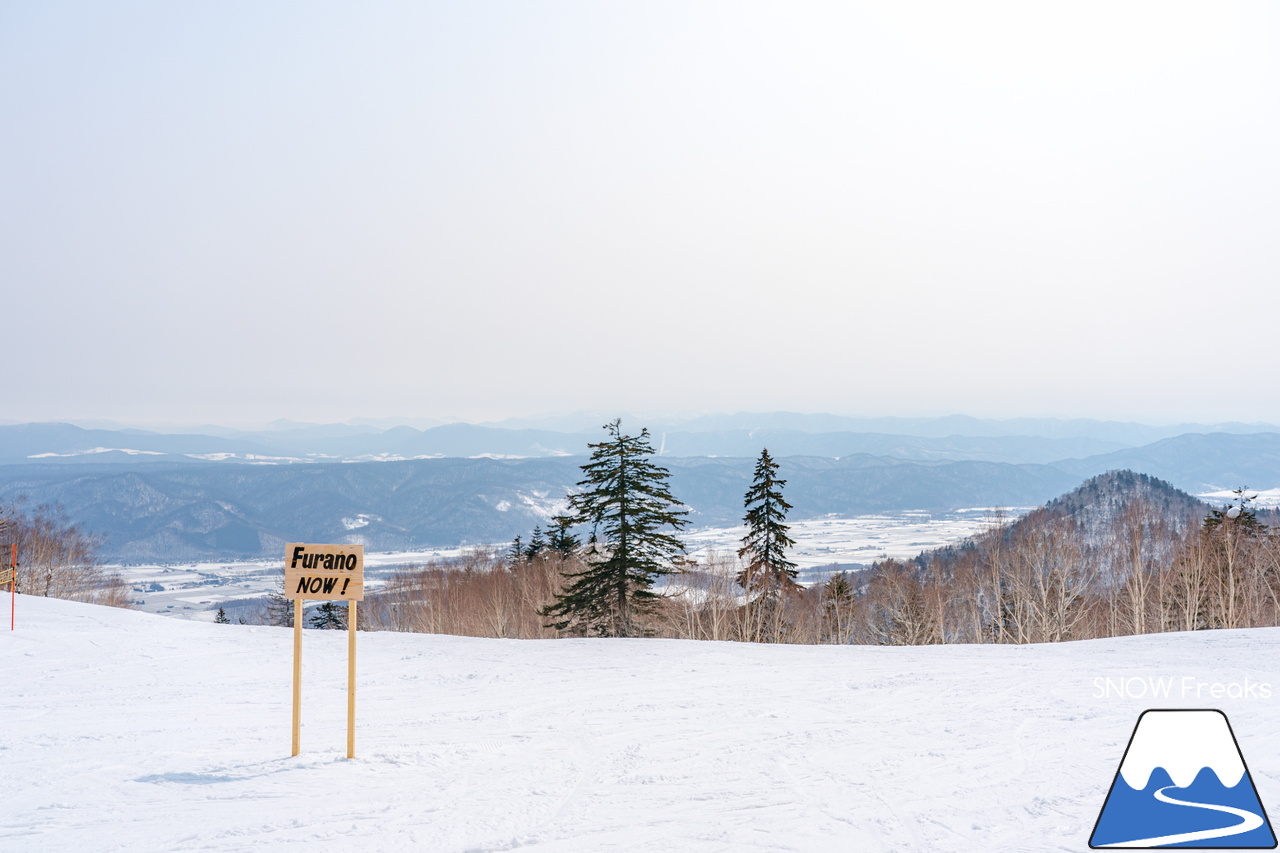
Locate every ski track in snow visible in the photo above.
<box><xmin>3</xmin><ymin>595</ymin><xmax>1280</xmax><ymax>852</ymax></box>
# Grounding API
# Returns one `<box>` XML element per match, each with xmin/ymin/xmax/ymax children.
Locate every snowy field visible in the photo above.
<box><xmin>113</xmin><ymin>548</ymin><xmax>480</xmax><ymax>619</ymax></box>
<box><xmin>112</xmin><ymin>512</ymin><xmax>1015</xmax><ymax>620</ymax></box>
<box><xmin>1201</xmin><ymin>488</ymin><xmax>1280</xmax><ymax>509</ymax></box>
<box><xmin>682</xmin><ymin>509</ymin><xmax>1014</xmax><ymax>572</ymax></box>
<box><xmin>4</xmin><ymin>595</ymin><xmax>1279</xmax><ymax>852</ymax></box>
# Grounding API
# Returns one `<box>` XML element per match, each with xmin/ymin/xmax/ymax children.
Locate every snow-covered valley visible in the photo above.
<box><xmin>109</xmin><ymin>548</ymin><xmax>463</xmax><ymax>620</ymax></box>
<box><xmin>4</xmin><ymin>595</ymin><xmax>1279</xmax><ymax>851</ymax></box>
<box><xmin>111</xmin><ymin>511</ymin><xmax>1014</xmax><ymax>621</ymax></box>
<box><xmin>682</xmin><ymin>509</ymin><xmax>1014</xmax><ymax>574</ymax></box>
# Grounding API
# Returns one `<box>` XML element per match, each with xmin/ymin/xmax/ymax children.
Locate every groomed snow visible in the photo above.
<box><xmin>4</xmin><ymin>595</ymin><xmax>1279</xmax><ymax>852</ymax></box>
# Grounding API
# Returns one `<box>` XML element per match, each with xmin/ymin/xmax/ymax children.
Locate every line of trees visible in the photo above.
<box><xmin>238</xmin><ymin>586</ymin><xmax>352</xmax><ymax>629</ymax></box>
<box><xmin>0</xmin><ymin>498</ymin><xmax>131</xmax><ymax>608</ymax></box>
<box><xmin>357</xmin><ymin>493</ymin><xmax>1280</xmax><ymax>646</ymax></box>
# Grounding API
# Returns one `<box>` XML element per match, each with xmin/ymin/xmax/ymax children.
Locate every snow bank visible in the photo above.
<box><xmin>3</xmin><ymin>595</ymin><xmax>1279</xmax><ymax>852</ymax></box>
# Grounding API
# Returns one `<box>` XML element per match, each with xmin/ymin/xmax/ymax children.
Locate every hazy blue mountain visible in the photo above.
<box><xmin>297</xmin><ymin>423</ymin><xmax>593</xmax><ymax>458</ymax></box>
<box><xmin>0</xmin><ymin>423</ymin><xmax>283</xmax><ymax>464</ymax></box>
<box><xmin>0</xmin><ymin>420</ymin><xmax>1122</xmax><ymax>466</ymax></box>
<box><xmin>262</xmin><ymin>424</ymin><xmax>1127</xmax><ymax>463</ymax></box>
<box><xmin>1055</xmin><ymin>432</ymin><xmax>1280</xmax><ymax>493</ymax></box>
<box><xmin>246</xmin><ymin>422</ymin><xmax>383</xmax><ymax>441</ymax></box>
<box><xmin>478</xmin><ymin>412</ymin><xmax>640</xmax><ymax>432</ymax></box>
<box><xmin>6</xmin><ymin>419</ymin><xmax>1280</xmax><ymax>491</ymax></box>
<box><xmin>0</xmin><ymin>458</ymin><xmax>584</xmax><ymax>561</ymax></box>
<box><xmin>346</xmin><ymin>416</ymin><xmax>457</xmax><ymax>430</ymax></box>
<box><xmin>667</xmin><ymin>413</ymin><xmax>1280</xmax><ymax>443</ymax></box>
<box><xmin>10</xmin><ymin>427</ymin><xmax>1280</xmax><ymax>562</ymax></box>
<box><xmin>654</xmin><ymin>430</ymin><xmax>1125</xmax><ymax>463</ymax></box>
<box><xmin>0</xmin><ymin>422</ymin><xmax>593</xmax><ymax>463</ymax></box>
<box><xmin>0</xmin><ymin>456</ymin><xmax>1080</xmax><ymax>561</ymax></box>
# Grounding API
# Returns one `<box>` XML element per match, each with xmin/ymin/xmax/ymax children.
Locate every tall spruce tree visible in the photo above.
<box><xmin>737</xmin><ymin>447</ymin><xmax>799</xmax><ymax>598</ymax></box>
<box><xmin>541</xmin><ymin>420</ymin><xmax>688</xmax><ymax>637</ymax></box>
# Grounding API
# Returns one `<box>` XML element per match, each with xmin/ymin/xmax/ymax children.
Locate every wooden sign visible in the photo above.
<box><xmin>284</xmin><ymin>543</ymin><xmax>364</xmax><ymax>601</ymax></box>
<box><xmin>0</xmin><ymin>569</ymin><xmax>13</xmax><ymax>585</ymax></box>
<box><xmin>284</xmin><ymin>542</ymin><xmax>360</xmax><ymax>760</ymax></box>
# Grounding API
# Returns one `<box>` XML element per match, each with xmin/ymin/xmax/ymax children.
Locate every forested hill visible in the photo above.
<box><xmin>1041</xmin><ymin>470</ymin><xmax>1210</xmax><ymax>533</ymax></box>
<box><xmin>911</xmin><ymin>471</ymin><xmax>1211</xmax><ymax>579</ymax></box>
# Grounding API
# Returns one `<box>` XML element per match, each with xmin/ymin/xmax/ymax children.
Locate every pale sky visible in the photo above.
<box><xmin>3</xmin><ymin>1</ymin><xmax>1278</xmax><ymax>426</ymax></box>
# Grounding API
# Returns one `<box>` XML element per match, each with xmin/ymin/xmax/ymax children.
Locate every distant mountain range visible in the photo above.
<box><xmin>475</xmin><ymin>412</ymin><xmax>1280</xmax><ymax>444</ymax></box>
<box><xmin>0</xmin><ymin>455</ymin><xmax>1081</xmax><ymax>561</ymax></box>
<box><xmin>1053</xmin><ymin>432</ymin><xmax>1280</xmax><ymax>494</ymax></box>
<box><xmin>4</xmin><ymin>414</ymin><xmax>1280</xmax><ymax>466</ymax></box>
<box><xmin>0</xmin><ymin>415</ymin><xmax>1277</xmax><ymax>561</ymax></box>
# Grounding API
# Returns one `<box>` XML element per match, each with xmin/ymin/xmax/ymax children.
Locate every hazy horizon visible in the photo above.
<box><xmin>5</xmin><ymin>2</ymin><xmax>1278</xmax><ymax>426</ymax></box>
<box><xmin>6</xmin><ymin>408</ymin><xmax>1280</xmax><ymax>436</ymax></box>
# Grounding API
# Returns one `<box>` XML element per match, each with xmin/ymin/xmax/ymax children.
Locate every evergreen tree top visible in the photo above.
<box><xmin>1204</xmin><ymin>487</ymin><xmax>1267</xmax><ymax>535</ymax></box>
<box><xmin>738</xmin><ymin>446</ymin><xmax>798</xmax><ymax>588</ymax></box>
<box><xmin>542</xmin><ymin>419</ymin><xmax>690</xmax><ymax>637</ymax></box>
<box><xmin>571</xmin><ymin>420</ymin><xmax>689</xmax><ymax>552</ymax></box>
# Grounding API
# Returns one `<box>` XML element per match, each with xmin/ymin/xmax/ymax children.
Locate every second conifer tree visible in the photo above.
<box><xmin>737</xmin><ymin>447</ymin><xmax>799</xmax><ymax>599</ymax></box>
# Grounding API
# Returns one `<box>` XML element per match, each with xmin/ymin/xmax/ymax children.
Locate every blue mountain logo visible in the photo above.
<box><xmin>1091</xmin><ymin>709</ymin><xmax>1277</xmax><ymax>848</ymax></box>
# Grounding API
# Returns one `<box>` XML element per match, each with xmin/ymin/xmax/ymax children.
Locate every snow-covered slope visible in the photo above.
<box><xmin>4</xmin><ymin>596</ymin><xmax>1279</xmax><ymax>852</ymax></box>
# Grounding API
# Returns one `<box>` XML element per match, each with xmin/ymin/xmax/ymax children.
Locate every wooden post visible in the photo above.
<box><xmin>292</xmin><ymin>599</ymin><xmax>302</xmax><ymax>756</ymax></box>
<box><xmin>347</xmin><ymin>599</ymin><xmax>357</xmax><ymax>759</ymax></box>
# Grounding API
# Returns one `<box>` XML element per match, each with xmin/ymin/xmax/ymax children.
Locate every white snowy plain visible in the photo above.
<box><xmin>4</xmin><ymin>596</ymin><xmax>1280</xmax><ymax>853</ymax></box>
<box><xmin>114</xmin><ymin>511</ymin><xmax>1017</xmax><ymax>620</ymax></box>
